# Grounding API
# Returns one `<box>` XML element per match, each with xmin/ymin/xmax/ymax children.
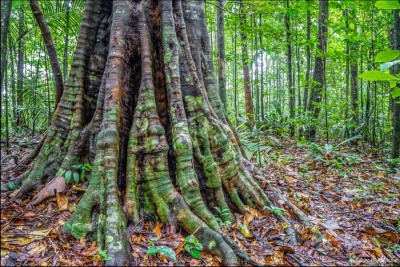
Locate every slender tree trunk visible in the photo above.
<box><xmin>260</xmin><ymin>14</ymin><xmax>264</xmax><ymax>121</ymax></box>
<box><xmin>30</xmin><ymin>0</ymin><xmax>64</xmax><ymax>107</ymax></box>
<box><xmin>303</xmin><ymin>1</ymin><xmax>311</xmax><ymax>112</ymax></box>
<box><xmin>285</xmin><ymin>0</ymin><xmax>295</xmax><ymax>136</ymax></box>
<box><xmin>344</xmin><ymin>8</ymin><xmax>350</xmax><ymax>126</ymax></box>
<box><xmin>9</xmin><ymin>38</ymin><xmax>17</xmax><ymax>127</ymax></box>
<box><xmin>16</xmin><ymin>9</ymin><xmax>25</xmax><ymax>129</ymax></box>
<box><xmin>4</xmin><ymin>51</ymin><xmax>10</xmax><ymax>155</ymax></box>
<box><xmin>391</xmin><ymin>9</ymin><xmax>400</xmax><ymax>158</ymax></box>
<box><xmin>234</xmin><ymin>15</ymin><xmax>238</xmax><ymax>123</ymax></box>
<box><xmin>217</xmin><ymin>0</ymin><xmax>226</xmax><ymax>109</ymax></box>
<box><xmin>296</xmin><ymin>29</ymin><xmax>301</xmax><ymax>110</ymax></box>
<box><xmin>0</xmin><ymin>0</ymin><xmax>12</xmax><ymax>101</ymax></box>
<box><xmin>63</xmin><ymin>0</ymin><xmax>71</xmax><ymax>83</ymax></box>
<box><xmin>307</xmin><ymin>0</ymin><xmax>328</xmax><ymax>140</ymax></box>
<box><xmin>239</xmin><ymin>0</ymin><xmax>254</xmax><ymax>126</ymax></box>
<box><xmin>1</xmin><ymin>0</ymin><xmax>12</xmax><ymax>154</ymax></box>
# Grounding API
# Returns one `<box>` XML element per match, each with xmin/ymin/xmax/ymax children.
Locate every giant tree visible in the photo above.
<box><xmin>5</xmin><ymin>0</ymin><xmax>314</xmax><ymax>265</ymax></box>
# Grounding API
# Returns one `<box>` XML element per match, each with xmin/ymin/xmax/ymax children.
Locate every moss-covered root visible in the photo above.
<box><xmin>11</xmin><ymin>0</ymin><xmax>105</xmax><ymax>198</ymax></box>
<box><xmin>173</xmin><ymin>196</ymin><xmax>238</xmax><ymax>266</ymax></box>
<box><xmin>65</xmin><ymin>1</ymin><xmax>133</xmax><ymax>266</ymax></box>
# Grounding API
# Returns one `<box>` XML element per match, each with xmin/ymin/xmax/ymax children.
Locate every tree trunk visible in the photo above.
<box><xmin>63</xmin><ymin>0</ymin><xmax>71</xmax><ymax>83</ymax></box>
<box><xmin>285</xmin><ymin>0</ymin><xmax>295</xmax><ymax>137</ymax></box>
<box><xmin>303</xmin><ymin>1</ymin><xmax>311</xmax><ymax>112</ymax></box>
<box><xmin>16</xmin><ymin>9</ymin><xmax>25</xmax><ymax>129</ymax></box>
<box><xmin>217</xmin><ymin>0</ymin><xmax>226</xmax><ymax>110</ymax></box>
<box><xmin>0</xmin><ymin>0</ymin><xmax>12</xmax><ymax>100</ymax></box>
<box><xmin>344</xmin><ymin>8</ymin><xmax>350</xmax><ymax>127</ymax></box>
<box><xmin>239</xmin><ymin>0</ymin><xmax>254</xmax><ymax>127</ymax></box>
<box><xmin>260</xmin><ymin>14</ymin><xmax>264</xmax><ymax>121</ymax></box>
<box><xmin>307</xmin><ymin>0</ymin><xmax>328</xmax><ymax>140</ymax></box>
<box><xmin>391</xmin><ymin>9</ymin><xmax>400</xmax><ymax>158</ymax></box>
<box><xmin>30</xmin><ymin>0</ymin><xmax>64</xmax><ymax>107</ymax></box>
<box><xmin>6</xmin><ymin>0</ymin><xmax>314</xmax><ymax>265</ymax></box>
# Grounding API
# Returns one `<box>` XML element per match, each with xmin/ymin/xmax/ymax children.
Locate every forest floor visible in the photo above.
<box><xmin>1</xmin><ymin>136</ymin><xmax>399</xmax><ymax>266</ymax></box>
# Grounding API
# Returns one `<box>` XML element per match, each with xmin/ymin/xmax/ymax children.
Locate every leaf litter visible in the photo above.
<box><xmin>1</xmin><ymin>139</ymin><xmax>399</xmax><ymax>266</ymax></box>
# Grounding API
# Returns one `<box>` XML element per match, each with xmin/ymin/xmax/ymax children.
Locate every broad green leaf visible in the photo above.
<box><xmin>190</xmin><ymin>249</ymin><xmax>202</xmax><ymax>259</ymax></box>
<box><xmin>392</xmin><ymin>87</ymin><xmax>400</xmax><ymax>98</ymax></box>
<box><xmin>83</xmin><ymin>163</ymin><xmax>92</xmax><ymax>171</ymax></box>
<box><xmin>185</xmin><ymin>235</ymin><xmax>198</xmax><ymax>245</ymax></box>
<box><xmin>391</xmin><ymin>79</ymin><xmax>398</xmax><ymax>88</ymax></box>
<box><xmin>157</xmin><ymin>246</ymin><xmax>176</xmax><ymax>261</ymax></box>
<box><xmin>65</xmin><ymin>170</ymin><xmax>72</xmax><ymax>183</ymax></box>
<box><xmin>73</xmin><ymin>172</ymin><xmax>80</xmax><ymax>183</ymax></box>
<box><xmin>147</xmin><ymin>246</ymin><xmax>158</xmax><ymax>256</ymax></box>
<box><xmin>80</xmin><ymin>170</ymin><xmax>85</xmax><ymax>179</ymax></box>
<box><xmin>375</xmin><ymin>1</ymin><xmax>400</xmax><ymax>9</ymax></box>
<box><xmin>359</xmin><ymin>71</ymin><xmax>397</xmax><ymax>81</ymax></box>
<box><xmin>375</xmin><ymin>50</ymin><xmax>400</xmax><ymax>63</ymax></box>
<box><xmin>184</xmin><ymin>243</ymin><xmax>193</xmax><ymax>253</ymax></box>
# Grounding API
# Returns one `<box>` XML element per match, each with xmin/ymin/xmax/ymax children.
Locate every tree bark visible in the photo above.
<box><xmin>303</xmin><ymin>1</ymin><xmax>311</xmax><ymax>112</ymax></box>
<box><xmin>5</xmin><ymin>0</ymin><xmax>317</xmax><ymax>265</ymax></box>
<box><xmin>239</xmin><ymin>0</ymin><xmax>254</xmax><ymax>127</ymax></box>
<box><xmin>307</xmin><ymin>0</ymin><xmax>328</xmax><ymax>139</ymax></box>
<box><xmin>285</xmin><ymin>0</ymin><xmax>295</xmax><ymax>136</ymax></box>
<box><xmin>30</xmin><ymin>0</ymin><xmax>64</xmax><ymax>107</ymax></box>
<box><xmin>16</xmin><ymin>9</ymin><xmax>25</xmax><ymax>128</ymax></box>
<box><xmin>63</xmin><ymin>0</ymin><xmax>71</xmax><ymax>83</ymax></box>
<box><xmin>391</xmin><ymin>9</ymin><xmax>400</xmax><ymax>158</ymax></box>
<box><xmin>217</xmin><ymin>0</ymin><xmax>226</xmax><ymax>110</ymax></box>
<box><xmin>0</xmin><ymin>0</ymin><xmax>12</xmax><ymax>100</ymax></box>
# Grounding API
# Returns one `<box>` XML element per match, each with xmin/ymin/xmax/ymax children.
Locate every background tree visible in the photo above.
<box><xmin>30</xmin><ymin>0</ymin><xmax>64</xmax><ymax>106</ymax></box>
<box><xmin>391</xmin><ymin>9</ymin><xmax>400</xmax><ymax>158</ymax></box>
<box><xmin>308</xmin><ymin>0</ymin><xmax>328</xmax><ymax>139</ymax></box>
<box><xmin>239</xmin><ymin>0</ymin><xmax>254</xmax><ymax>127</ymax></box>
<box><xmin>217</xmin><ymin>0</ymin><xmax>226</xmax><ymax>109</ymax></box>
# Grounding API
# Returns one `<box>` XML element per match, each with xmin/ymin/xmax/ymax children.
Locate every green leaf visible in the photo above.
<box><xmin>7</xmin><ymin>182</ymin><xmax>16</xmax><ymax>191</ymax></box>
<box><xmin>375</xmin><ymin>50</ymin><xmax>400</xmax><ymax>63</ymax></box>
<box><xmin>184</xmin><ymin>243</ymin><xmax>193</xmax><ymax>253</ymax></box>
<box><xmin>157</xmin><ymin>246</ymin><xmax>176</xmax><ymax>261</ymax></box>
<box><xmin>83</xmin><ymin>163</ymin><xmax>92</xmax><ymax>171</ymax></box>
<box><xmin>380</xmin><ymin>60</ymin><xmax>400</xmax><ymax>71</ymax></box>
<box><xmin>65</xmin><ymin>170</ymin><xmax>72</xmax><ymax>183</ymax></box>
<box><xmin>195</xmin><ymin>243</ymin><xmax>203</xmax><ymax>251</ymax></box>
<box><xmin>190</xmin><ymin>249</ymin><xmax>202</xmax><ymax>259</ymax></box>
<box><xmin>147</xmin><ymin>246</ymin><xmax>158</xmax><ymax>256</ymax></box>
<box><xmin>80</xmin><ymin>169</ymin><xmax>85</xmax><ymax>179</ymax></box>
<box><xmin>375</xmin><ymin>1</ymin><xmax>400</xmax><ymax>9</ymax></box>
<box><xmin>185</xmin><ymin>235</ymin><xmax>198</xmax><ymax>245</ymax></box>
<box><xmin>391</xmin><ymin>79</ymin><xmax>397</xmax><ymax>88</ymax></box>
<box><xmin>359</xmin><ymin>70</ymin><xmax>397</xmax><ymax>81</ymax></box>
<box><xmin>73</xmin><ymin>172</ymin><xmax>80</xmax><ymax>183</ymax></box>
<box><xmin>392</xmin><ymin>87</ymin><xmax>400</xmax><ymax>98</ymax></box>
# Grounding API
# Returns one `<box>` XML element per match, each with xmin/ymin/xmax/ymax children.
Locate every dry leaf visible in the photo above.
<box><xmin>28</xmin><ymin>243</ymin><xmax>47</xmax><ymax>255</ymax></box>
<box><xmin>56</xmin><ymin>193</ymin><xmax>68</xmax><ymax>211</ymax></box>
<box><xmin>152</xmin><ymin>222</ymin><xmax>163</xmax><ymax>239</ymax></box>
